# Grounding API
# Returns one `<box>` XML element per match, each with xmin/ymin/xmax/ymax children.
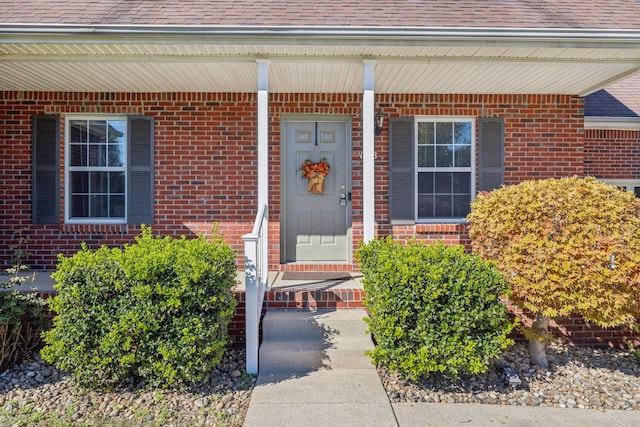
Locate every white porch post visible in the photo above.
<box><xmin>257</xmin><ymin>59</ymin><xmax>270</xmax><ymax>206</ymax></box>
<box><xmin>362</xmin><ymin>60</ymin><xmax>376</xmax><ymax>242</ymax></box>
<box><xmin>245</xmin><ymin>59</ymin><xmax>270</xmax><ymax>375</ymax></box>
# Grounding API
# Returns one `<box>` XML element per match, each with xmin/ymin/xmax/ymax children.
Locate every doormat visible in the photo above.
<box><xmin>280</xmin><ymin>272</ymin><xmax>353</xmax><ymax>281</ymax></box>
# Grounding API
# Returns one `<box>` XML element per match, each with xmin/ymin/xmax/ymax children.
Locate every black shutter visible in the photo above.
<box><xmin>127</xmin><ymin>116</ymin><xmax>154</xmax><ymax>225</ymax></box>
<box><xmin>32</xmin><ymin>114</ymin><xmax>60</xmax><ymax>224</ymax></box>
<box><xmin>389</xmin><ymin>117</ymin><xmax>415</xmax><ymax>222</ymax></box>
<box><xmin>478</xmin><ymin>118</ymin><xmax>505</xmax><ymax>192</ymax></box>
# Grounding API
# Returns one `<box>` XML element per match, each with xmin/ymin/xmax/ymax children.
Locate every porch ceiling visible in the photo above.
<box><xmin>1</xmin><ymin>27</ymin><xmax>640</xmax><ymax>95</ymax></box>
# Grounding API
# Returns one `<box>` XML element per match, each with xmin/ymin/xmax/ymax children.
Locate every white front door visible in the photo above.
<box><xmin>283</xmin><ymin>119</ymin><xmax>351</xmax><ymax>262</ymax></box>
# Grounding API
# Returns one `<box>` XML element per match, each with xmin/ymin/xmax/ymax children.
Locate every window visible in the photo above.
<box><xmin>601</xmin><ymin>179</ymin><xmax>640</xmax><ymax>197</ymax></box>
<box><xmin>33</xmin><ymin>114</ymin><xmax>153</xmax><ymax>226</ymax></box>
<box><xmin>65</xmin><ymin>117</ymin><xmax>127</xmax><ymax>223</ymax></box>
<box><xmin>389</xmin><ymin>116</ymin><xmax>502</xmax><ymax>224</ymax></box>
<box><xmin>416</xmin><ymin>119</ymin><xmax>475</xmax><ymax>221</ymax></box>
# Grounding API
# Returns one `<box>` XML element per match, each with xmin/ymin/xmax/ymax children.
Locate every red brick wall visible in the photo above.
<box><xmin>1</xmin><ymin>92</ymin><xmax>260</xmax><ymax>269</ymax></box>
<box><xmin>0</xmin><ymin>92</ymin><xmax>368</xmax><ymax>271</ymax></box>
<box><xmin>1</xmin><ymin>91</ymin><xmax>585</xmax><ymax>271</ymax></box>
<box><xmin>584</xmin><ymin>129</ymin><xmax>640</xmax><ymax>179</ymax></box>
<box><xmin>7</xmin><ymin>90</ymin><xmax>637</xmax><ymax>347</ymax></box>
<box><xmin>507</xmin><ymin>302</ymin><xmax>640</xmax><ymax>348</ymax></box>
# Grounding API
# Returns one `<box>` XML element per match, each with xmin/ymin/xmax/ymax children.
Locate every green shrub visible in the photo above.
<box><xmin>41</xmin><ymin>226</ymin><xmax>237</xmax><ymax>389</ymax></box>
<box><xmin>356</xmin><ymin>238</ymin><xmax>514</xmax><ymax>380</ymax></box>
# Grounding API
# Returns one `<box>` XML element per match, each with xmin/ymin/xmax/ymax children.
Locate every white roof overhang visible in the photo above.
<box><xmin>1</xmin><ymin>25</ymin><xmax>640</xmax><ymax>95</ymax></box>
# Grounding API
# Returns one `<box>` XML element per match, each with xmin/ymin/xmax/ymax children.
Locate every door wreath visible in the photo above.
<box><xmin>300</xmin><ymin>158</ymin><xmax>330</xmax><ymax>194</ymax></box>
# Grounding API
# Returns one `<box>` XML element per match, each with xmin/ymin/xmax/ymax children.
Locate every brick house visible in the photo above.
<box><xmin>1</xmin><ymin>2</ymin><xmax>640</xmax><ymax>344</ymax></box>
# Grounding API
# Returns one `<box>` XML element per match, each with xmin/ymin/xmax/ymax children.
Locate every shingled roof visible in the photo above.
<box><xmin>586</xmin><ymin>73</ymin><xmax>640</xmax><ymax>118</ymax></box>
<box><xmin>2</xmin><ymin>0</ymin><xmax>640</xmax><ymax>28</ymax></box>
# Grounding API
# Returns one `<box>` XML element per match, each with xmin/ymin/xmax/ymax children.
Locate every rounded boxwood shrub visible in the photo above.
<box><xmin>41</xmin><ymin>227</ymin><xmax>237</xmax><ymax>389</ymax></box>
<box><xmin>356</xmin><ymin>238</ymin><xmax>514</xmax><ymax>380</ymax></box>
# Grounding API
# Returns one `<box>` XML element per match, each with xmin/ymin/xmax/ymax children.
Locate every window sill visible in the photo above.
<box><xmin>60</xmin><ymin>223</ymin><xmax>130</xmax><ymax>234</ymax></box>
<box><xmin>414</xmin><ymin>223</ymin><xmax>469</xmax><ymax>234</ymax></box>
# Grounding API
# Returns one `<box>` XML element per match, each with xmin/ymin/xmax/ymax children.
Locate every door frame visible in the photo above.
<box><xmin>280</xmin><ymin>114</ymin><xmax>353</xmax><ymax>264</ymax></box>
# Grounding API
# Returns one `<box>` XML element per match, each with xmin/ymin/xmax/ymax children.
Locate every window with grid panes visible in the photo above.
<box><xmin>66</xmin><ymin>117</ymin><xmax>127</xmax><ymax>223</ymax></box>
<box><xmin>416</xmin><ymin>119</ymin><xmax>474</xmax><ymax>220</ymax></box>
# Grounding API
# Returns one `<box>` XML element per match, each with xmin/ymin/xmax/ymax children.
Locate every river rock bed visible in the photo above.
<box><xmin>379</xmin><ymin>343</ymin><xmax>640</xmax><ymax>411</ymax></box>
<box><xmin>2</xmin><ymin>343</ymin><xmax>640</xmax><ymax>425</ymax></box>
<box><xmin>0</xmin><ymin>349</ymin><xmax>254</xmax><ymax>426</ymax></box>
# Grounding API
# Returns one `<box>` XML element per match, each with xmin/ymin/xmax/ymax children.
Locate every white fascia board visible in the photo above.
<box><xmin>584</xmin><ymin>117</ymin><xmax>640</xmax><ymax>130</ymax></box>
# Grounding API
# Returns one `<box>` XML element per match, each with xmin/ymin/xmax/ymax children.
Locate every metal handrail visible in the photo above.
<box><xmin>242</xmin><ymin>203</ymin><xmax>269</xmax><ymax>375</ymax></box>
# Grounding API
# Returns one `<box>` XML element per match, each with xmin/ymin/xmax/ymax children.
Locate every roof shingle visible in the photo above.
<box><xmin>585</xmin><ymin>73</ymin><xmax>640</xmax><ymax>117</ymax></box>
<box><xmin>2</xmin><ymin>0</ymin><xmax>640</xmax><ymax>29</ymax></box>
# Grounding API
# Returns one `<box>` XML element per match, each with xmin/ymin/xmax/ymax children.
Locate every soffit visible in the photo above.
<box><xmin>1</xmin><ymin>39</ymin><xmax>639</xmax><ymax>95</ymax></box>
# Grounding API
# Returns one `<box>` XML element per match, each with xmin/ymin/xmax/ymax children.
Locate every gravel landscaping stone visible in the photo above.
<box><xmin>378</xmin><ymin>342</ymin><xmax>640</xmax><ymax>412</ymax></box>
<box><xmin>2</xmin><ymin>342</ymin><xmax>640</xmax><ymax>425</ymax></box>
<box><xmin>0</xmin><ymin>349</ymin><xmax>255</xmax><ymax>426</ymax></box>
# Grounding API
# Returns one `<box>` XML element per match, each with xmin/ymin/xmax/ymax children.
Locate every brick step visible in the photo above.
<box><xmin>265</xmin><ymin>288</ymin><xmax>365</xmax><ymax>311</ymax></box>
<box><xmin>277</xmin><ymin>264</ymin><xmax>356</xmax><ymax>272</ymax></box>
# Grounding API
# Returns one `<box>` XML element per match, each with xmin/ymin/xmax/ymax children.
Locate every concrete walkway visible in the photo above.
<box><xmin>243</xmin><ymin>308</ymin><xmax>640</xmax><ymax>427</ymax></box>
<box><xmin>243</xmin><ymin>309</ymin><xmax>395</xmax><ymax>426</ymax></box>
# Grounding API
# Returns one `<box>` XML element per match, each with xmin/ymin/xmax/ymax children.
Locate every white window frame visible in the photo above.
<box><xmin>601</xmin><ymin>179</ymin><xmax>640</xmax><ymax>197</ymax></box>
<box><xmin>414</xmin><ymin>116</ymin><xmax>476</xmax><ymax>223</ymax></box>
<box><xmin>64</xmin><ymin>114</ymin><xmax>128</xmax><ymax>224</ymax></box>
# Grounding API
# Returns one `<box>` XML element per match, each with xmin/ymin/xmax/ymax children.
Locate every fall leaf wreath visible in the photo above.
<box><xmin>300</xmin><ymin>158</ymin><xmax>330</xmax><ymax>194</ymax></box>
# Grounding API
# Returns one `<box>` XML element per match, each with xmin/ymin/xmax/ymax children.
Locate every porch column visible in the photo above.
<box><xmin>245</xmin><ymin>59</ymin><xmax>270</xmax><ymax>375</ymax></box>
<box><xmin>362</xmin><ymin>60</ymin><xmax>376</xmax><ymax>242</ymax></box>
<box><xmin>257</xmin><ymin>59</ymin><xmax>270</xmax><ymax>206</ymax></box>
